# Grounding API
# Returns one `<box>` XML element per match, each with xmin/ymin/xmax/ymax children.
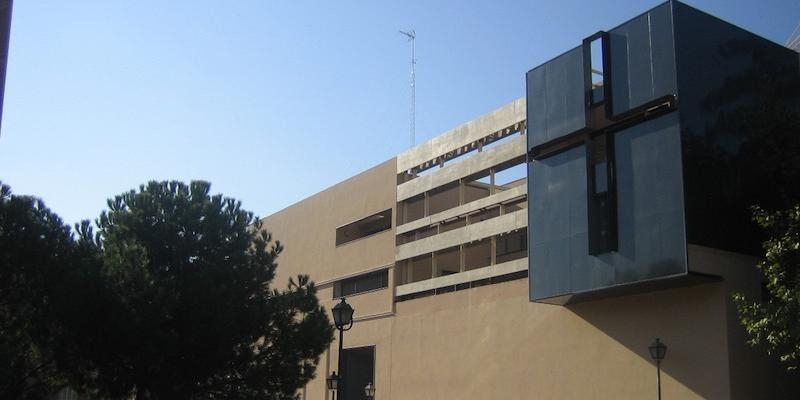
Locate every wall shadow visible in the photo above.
<box><xmin>567</xmin><ymin>280</ymin><xmax>800</xmax><ymax>399</ymax></box>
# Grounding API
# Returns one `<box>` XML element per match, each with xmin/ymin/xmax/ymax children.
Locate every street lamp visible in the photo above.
<box><xmin>648</xmin><ymin>338</ymin><xmax>667</xmax><ymax>400</ymax></box>
<box><xmin>326</xmin><ymin>371</ymin><xmax>339</xmax><ymax>400</ymax></box>
<box><xmin>364</xmin><ymin>382</ymin><xmax>375</xmax><ymax>400</ymax></box>
<box><xmin>332</xmin><ymin>298</ymin><xmax>354</xmax><ymax>400</ymax></box>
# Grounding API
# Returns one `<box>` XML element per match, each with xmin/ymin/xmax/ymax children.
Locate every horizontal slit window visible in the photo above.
<box><xmin>336</xmin><ymin>209</ymin><xmax>392</xmax><ymax>246</ymax></box>
<box><xmin>334</xmin><ymin>269</ymin><xmax>389</xmax><ymax>298</ymax></box>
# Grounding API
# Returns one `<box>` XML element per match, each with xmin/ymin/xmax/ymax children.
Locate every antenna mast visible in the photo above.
<box><xmin>787</xmin><ymin>19</ymin><xmax>800</xmax><ymax>51</ymax></box>
<box><xmin>400</xmin><ymin>29</ymin><xmax>416</xmax><ymax>147</ymax></box>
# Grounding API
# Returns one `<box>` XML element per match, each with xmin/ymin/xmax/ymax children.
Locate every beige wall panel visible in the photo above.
<box><xmin>261</xmin><ymin>159</ymin><xmax>397</xmax><ymax>286</ymax></box>
<box><xmin>319</xmin><ymin>279</ymin><xmax>395</xmax><ymax>326</ymax></box>
<box><xmin>386</xmin><ymin>280</ymin><xmax>730</xmax><ymax>400</ymax></box>
<box><xmin>688</xmin><ymin>245</ymin><xmax>800</xmax><ymax>399</ymax></box>
<box><xmin>319</xmin><ymin>315</ymin><xmax>396</xmax><ymax>400</ymax></box>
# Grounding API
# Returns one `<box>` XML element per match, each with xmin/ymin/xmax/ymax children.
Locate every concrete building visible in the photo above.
<box><xmin>262</xmin><ymin>1</ymin><xmax>800</xmax><ymax>399</ymax></box>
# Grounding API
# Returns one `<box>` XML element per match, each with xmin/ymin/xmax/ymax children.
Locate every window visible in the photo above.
<box><xmin>400</xmin><ymin>195</ymin><xmax>425</xmax><ymax>224</ymax></box>
<box><xmin>587</xmin><ymin>134</ymin><xmax>617</xmax><ymax>255</ymax></box>
<box><xmin>493</xmin><ymin>160</ymin><xmax>527</xmax><ymax>189</ymax></box>
<box><xmin>336</xmin><ymin>209</ymin><xmax>392</xmax><ymax>246</ymax></box>
<box><xmin>342</xmin><ymin>346</ymin><xmax>375</xmax><ymax>400</ymax></box>
<box><xmin>334</xmin><ymin>269</ymin><xmax>389</xmax><ymax>298</ymax></box>
<box><xmin>428</xmin><ymin>181</ymin><xmax>460</xmax><ymax>215</ymax></box>
<box><xmin>583</xmin><ymin>31</ymin><xmax>608</xmax><ymax>105</ymax></box>
<box><xmin>497</xmin><ymin>228</ymin><xmax>528</xmax><ymax>264</ymax></box>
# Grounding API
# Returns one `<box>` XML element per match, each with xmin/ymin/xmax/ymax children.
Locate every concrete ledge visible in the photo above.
<box><xmin>395</xmin><ymin>208</ymin><xmax>528</xmax><ymax>261</ymax></box>
<box><xmin>397</xmin><ymin>98</ymin><xmax>526</xmax><ymax>174</ymax></box>
<box><xmin>396</xmin><ymin>185</ymin><xmax>526</xmax><ymax>235</ymax></box>
<box><xmin>397</xmin><ymin>135</ymin><xmax>527</xmax><ymax>202</ymax></box>
<box><xmin>395</xmin><ymin>257</ymin><xmax>528</xmax><ymax>297</ymax></box>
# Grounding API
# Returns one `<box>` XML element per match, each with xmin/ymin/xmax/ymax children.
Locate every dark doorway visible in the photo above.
<box><xmin>342</xmin><ymin>346</ymin><xmax>375</xmax><ymax>400</ymax></box>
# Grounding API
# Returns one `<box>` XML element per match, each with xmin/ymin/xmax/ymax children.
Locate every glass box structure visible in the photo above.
<box><xmin>527</xmin><ymin>0</ymin><xmax>800</xmax><ymax>304</ymax></box>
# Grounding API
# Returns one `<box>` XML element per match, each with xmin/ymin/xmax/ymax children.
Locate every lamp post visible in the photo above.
<box><xmin>648</xmin><ymin>338</ymin><xmax>667</xmax><ymax>400</ymax></box>
<box><xmin>364</xmin><ymin>382</ymin><xmax>375</xmax><ymax>400</ymax></box>
<box><xmin>326</xmin><ymin>371</ymin><xmax>339</xmax><ymax>400</ymax></box>
<box><xmin>332</xmin><ymin>298</ymin><xmax>354</xmax><ymax>400</ymax></box>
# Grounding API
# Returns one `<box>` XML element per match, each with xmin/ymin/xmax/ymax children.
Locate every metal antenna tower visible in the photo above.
<box><xmin>400</xmin><ymin>29</ymin><xmax>416</xmax><ymax>147</ymax></box>
<box><xmin>787</xmin><ymin>19</ymin><xmax>800</xmax><ymax>51</ymax></box>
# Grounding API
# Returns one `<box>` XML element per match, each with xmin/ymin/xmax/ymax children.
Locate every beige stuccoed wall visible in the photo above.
<box><xmin>317</xmin><ymin>246</ymin><xmax>794</xmax><ymax>400</ymax></box>
<box><xmin>688</xmin><ymin>245</ymin><xmax>800</xmax><ymax>399</ymax></box>
<box><xmin>260</xmin><ymin>158</ymin><xmax>397</xmax><ymax>287</ymax></box>
<box><xmin>384</xmin><ymin>280</ymin><xmax>730</xmax><ymax>400</ymax></box>
<box><xmin>259</xmin><ymin>158</ymin><xmax>398</xmax><ymax>400</ymax></box>
<box><xmin>308</xmin><ymin>247</ymin><xmax>799</xmax><ymax>399</ymax></box>
<box><xmin>307</xmin><ymin>276</ymin><xmax>732</xmax><ymax>400</ymax></box>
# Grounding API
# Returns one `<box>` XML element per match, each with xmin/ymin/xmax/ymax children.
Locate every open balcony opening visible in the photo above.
<box><xmin>336</xmin><ymin>209</ymin><xmax>392</xmax><ymax>246</ymax></box>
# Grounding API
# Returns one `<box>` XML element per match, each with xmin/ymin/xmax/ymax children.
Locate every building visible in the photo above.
<box><xmin>261</xmin><ymin>1</ymin><xmax>800</xmax><ymax>399</ymax></box>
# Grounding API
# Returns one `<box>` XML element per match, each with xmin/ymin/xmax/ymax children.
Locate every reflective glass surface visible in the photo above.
<box><xmin>526</xmin><ymin>46</ymin><xmax>587</xmax><ymax>149</ymax></box>
<box><xmin>673</xmin><ymin>1</ymin><xmax>800</xmax><ymax>254</ymax></box>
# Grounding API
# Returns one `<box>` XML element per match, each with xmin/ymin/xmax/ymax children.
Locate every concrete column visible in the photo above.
<box><xmin>458</xmin><ymin>179</ymin><xmax>465</xmax><ymax>206</ymax></box>
<box><xmin>491</xmin><ymin>236</ymin><xmax>497</xmax><ymax>265</ymax></box>
<box><xmin>489</xmin><ymin>168</ymin><xmax>496</xmax><ymax>195</ymax></box>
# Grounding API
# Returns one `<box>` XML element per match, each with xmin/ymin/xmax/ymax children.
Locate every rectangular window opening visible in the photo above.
<box><xmin>409</xmin><ymin>254</ymin><xmax>433</xmax><ymax>283</ymax></box>
<box><xmin>400</xmin><ymin>195</ymin><xmax>425</xmax><ymax>224</ymax></box>
<box><xmin>590</xmin><ymin>36</ymin><xmax>605</xmax><ymax>104</ymax></box>
<box><xmin>434</xmin><ymin>246</ymin><xmax>461</xmax><ymax>277</ymax></box>
<box><xmin>428</xmin><ymin>181</ymin><xmax>461</xmax><ymax>215</ymax></box>
<box><xmin>463</xmin><ymin>172</ymin><xmax>492</xmax><ymax>204</ymax></box>
<box><xmin>493</xmin><ymin>158</ymin><xmax>528</xmax><ymax>190</ymax></box>
<box><xmin>502</xmin><ymin>197</ymin><xmax>528</xmax><ymax>214</ymax></box>
<box><xmin>439</xmin><ymin>216</ymin><xmax>466</xmax><ymax>233</ymax></box>
<box><xmin>587</xmin><ymin>134</ymin><xmax>617</xmax><ymax>255</ymax></box>
<box><xmin>334</xmin><ymin>269</ymin><xmax>389</xmax><ymax>298</ymax></box>
<box><xmin>396</xmin><ymin>260</ymin><xmax>409</xmax><ymax>285</ymax></box>
<box><xmin>416</xmin><ymin>225</ymin><xmax>438</xmax><ymax>240</ymax></box>
<box><xmin>336</xmin><ymin>209</ymin><xmax>392</xmax><ymax>246</ymax></box>
<box><xmin>496</xmin><ymin>228</ymin><xmax>528</xmax><ymax>264</ymax></box>
<box><xmin>396</xmin><ymin>231</ymin><xmax>416</xmax><ymax>246</ymax></box>
<box><xmin>464</xmin><ymin>238</ymin><xmax>492</xmax><ymax>271</ymax></box>
<box><xmin>468</xmin><ymin>206</ymin><xmax>500</xmax><ymax>225</ymax></box>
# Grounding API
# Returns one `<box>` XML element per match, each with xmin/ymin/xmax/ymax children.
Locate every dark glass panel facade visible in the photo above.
<box><xmin>530</xmin><ymin>114</ymin><xmax>687</xmax><ymax>302</ymax></box>
<box><xmin>672</xmin><ymin>1</ymin><xmax>800</xmax><ymax>254</ymax></box>
<box><xmin>608</xmin><ymin>2</ymin><xmax>677</xmax><ymax>116</ymax></box>
<box><xmin>530</xmin><ymin>145</ymin><xmax>590</xmax><ymax>299</ymax></box>
<box><xmin>526</xmin><ymin>46</ymin><xmax>587</xmax><ymax>149</ymax></box>
<box><xmin>525</xmin><ymin>0</ymin><xmax>799</xmax><ymax>303</ymax></box>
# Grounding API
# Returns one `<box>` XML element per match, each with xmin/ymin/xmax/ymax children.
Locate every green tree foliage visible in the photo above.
<box><xmin>1</xmin><ymin>180</ymin><xmax>333</xmax><ymax>399</ymax></box>
<box><xmin>70</xmin><ymin>181</ymin><xmax>334</xmax><ymax>399</ymax></box>
<box><xmin>0</xmin><ymin>182</ymin><xmax>76</xmax><ymax>399</ymax></box>
<box><xmin>734</xmin><ymin>205</ymin><xmax>800</xmax><ymax>371</ymax></box>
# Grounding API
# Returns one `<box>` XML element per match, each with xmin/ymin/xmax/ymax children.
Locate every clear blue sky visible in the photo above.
<box><xmin>1</xmin><ymin>0</ymin><xmax>798</xmax><ymax>226</ymax></box>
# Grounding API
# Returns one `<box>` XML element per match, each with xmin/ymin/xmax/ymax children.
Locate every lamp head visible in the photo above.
<box><xmin>364</xmin><ymin>382</ymin><xmax>376</xmax><ymax>399</ymax></box>
<box><xmin>332</xmin><ymin>297</ymin><xmax>354</xmax><ymax>330</ymax></box>
<box><xmin>649</xmin><ymin>338</ymin><xmax>667</xmax><ymax>361</ymax></box>
<box><xmin>326</xmin><ymin>371</ymin><xmax>339</xmax><ymax>390</ymax></box>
